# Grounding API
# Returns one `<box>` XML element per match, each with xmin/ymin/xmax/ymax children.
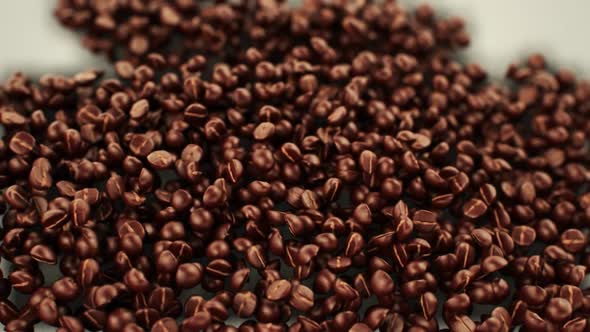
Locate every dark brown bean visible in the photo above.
<box><xmin>30</xmin><ymin>244</ymin><xmax>57</xmax><ymax>264</ymax></box>
<box><xmin>370</xmin><ymin>270</ymin><xmax>394</xmax><ymax>297</ymax></box>
<box><xmin>266</xmin><ymin>280</ymin><xmax>292</xmax><ymax>301</ymax></box>
<box><xmin>9</xmin><ymin>131</ymin><xmax>36</xmax><ymax>155</ymax></box>
<box><xmin>560</xmin><ymin>229</ymin><xmax>587</xmax><ymax>253</ymax></box>
<box><xmin>233</xmin><ymin>291</ymin><xmax>257</xmax><ymax>318</ymax></box>
<box><xmin>289</xmin><ymin>284</ymin><xmax>314</xmax><ymax>312</ymax></box>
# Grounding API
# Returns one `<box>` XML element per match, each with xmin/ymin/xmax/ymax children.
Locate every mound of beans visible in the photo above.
<box><xmin>1</xmin><ymin>0</ymin><xmax>590</xmax><ymax>331</ymax></box>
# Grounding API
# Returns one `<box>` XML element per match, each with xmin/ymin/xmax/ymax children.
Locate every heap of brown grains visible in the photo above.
<box><xmin>1</xmin><ymin>0</ymin><xmax>590</xmax><ymax>331</ymax></box>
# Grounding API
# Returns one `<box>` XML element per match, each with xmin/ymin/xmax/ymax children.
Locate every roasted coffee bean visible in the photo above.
<box><xmin>124</xmin><ymin>268</ymin><xmax>151</xmax><ymax>293</ymax></box>
<box><xmin>37</xmin><ymin>297</ymin><xmax>59</xmax><ymax>324</ymax></box>
<box><xmin>233</xmin><ymin>291</ymin><xmax>257</xmax><ymax>318</ymax></box>
<box><xmin>147</xmin><ymin>151</ymin><xmax>176</xmax><ymax>170</ymax></box>
<box><xmin>562</xmin><ymin>317</ymin><xmax>587</xmax><ymax>332</ymax></box>
<box><xmin>59</xmin><ymin>316</ymin><xmax>84</xmax><ymax>332</ymax></box>
<box><xmin>29</xmin><ymin>244</ymin><xmax>57</xmax><ymax>264</ymax></box>
<box><xmin>448</xmin><ymin>315</ymin><xmax>476</xmax><ymax>332</ymax></box>
<box><xmin>512</xmin><ymin>225</ymin><xmax>536</xmax><ymax>247</ymax></box>
<box><xmin>413</xmin><ymin>210</ymin><xmax>439</xmax><ymax>233</ymax></box>
<box><xmin>462</xmin><ymin>199</ymin><xmax>488</xmax><ymax>219</ymax></box>
<box><xmin>176</xmin><ymin>263</ymin><xmax>203</xmax><ymax>289</ymax></box>
<box><xmin>52</xmin><ymin>277</ymin><xmax>80</xmax><ymax>301</ymax></box>
<box><xmin>42</xmin><ymin>209</ymin><xmax>68</xmax><ymax>230</ymax></box>
<box><xmin>5</xmin><ymin>319</ymin><xmax>31</xmax><ymax>332</ymax></box>
<box><xmin>94</xmin><ymin>284</ymin><xmax>119</xmax><ymax>308</ymax></box>
<box><xmin>151</xmin><ymin>317</ymin><xmax>178</xmax><ymax>332</ymax></box>
<box><xmin>79</xmin><ymin>258</ymin><xmax>100</xmax><ymax>288</ymax></box>
<box><xmin>104</xmin><ymin>308</ymin><xmax>135</xmax><ymax>332</ymax></box>
<box><xmin>518</xmin><ymin>285</ymin><xmax>547</xmax><ymax>306</ymax></box>
<box><xmin>29</xmin><ymin>158</ymin><xmax>52</xmax><ymax>190</ymax></box>
<box><xmin>0</xmin><ymin>299</ymin><xmax>18</xmax><ymax>325</ymax></box>
<box><xmin>9</xmin><ymin>132</ymin><xmax>36</xmax><ymax>155</ymax></box>
<box><xmin>70</xmin><ymin>198</ymin><xmax>90</xmax><ymax>228</ymax></box>
<box><xmin>246</xmin><ymin>245</ymin><xmax>266</xmax><ymax>269</ymax></box>
<box><xmin>3</xmin><ymin>185</ymin><xmax>29</xmax><ymax>210</ymax></box>
<box><xmin>352</xmin><ymin>204</ymin><xmax>372</xmax><ymax>225</ymax></box>
<box><xmin>560</xmin><ymin>229</ymin><xmax>587</xmax><ymax>253</ymax></box>
<box><xmin>545</xmin><ymin>297</ymin><xmax>573</xmax><ymax>322</ymax></box>
<box><xmin>82</xmin><ymin>309</ymin><xmax>106</xmax><ymax>330</ymax></box>
<box><xmin>349</xmin><ymin>322</ymin><xmax>372</xmax><ymax>332</ymax></box>
<box><xmin>266</xmin><ymin>280</ymin><xmax>292</xmax><ymax>301</ymax></box>
<box><xmin>370</xmin><ymin>270</ymin><xmax>394</xmax><ymax>297</ymax></box>
<box><xmin>419</xmin><ymin>292</ymin><xmax>438</xmax><ymax>320</ymax></box>
<box><xmin>9</xmin><ymin>270</ymin><xmax>36</xmax><ymax>293</ymax></box>
<box><xmin>481</xmin><ymin>256</ymin><xmax>508</xmax><ymax>274</ymax></box>
<box><xmin>295</xmin><ymin>244</ymin><xmax>320</xmax><ymax>265</ymax></box>
<box><xmin>149</xmin><ymin>287</ymin><xmax>181</xmax><ymax>317</ymax></box>
<box><xmin>289</xmin><ymin>284</ymin><xmax>314</xmax><ymax>312</ymax></box>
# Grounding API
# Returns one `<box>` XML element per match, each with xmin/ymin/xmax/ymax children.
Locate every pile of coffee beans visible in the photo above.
<box><xmin>1</xmin><ymin>0</ymin><xmax>589</xmax><ymax>331</ymax></box>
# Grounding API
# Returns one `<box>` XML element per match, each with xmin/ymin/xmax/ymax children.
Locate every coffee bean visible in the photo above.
<box><xmin>175</xmin><ymin>263</ymin><xmax>203</xmax><ymax>290</ymax></box>
<box><xmin>79</xmin><ymin>258</ymin><xmax>100</xmax><ymax>288</ymax></box>
<box><xmin>147</xmin><ymin>150</ymin><xmax>176</xmax><ymax>170</ymax></box>
<box><xmin>512</xmin><ymin>225</ymin><xmax>536</xmax><ymax>247</ymax></box>
<box><xmin>156</xmin><ymin>250</ymin><xmax>179</xmax><ymax>274</ymax></box>
<box><xmin>448</xmin><ymin>314</ymin><xmax>476</xmax><ymax>332</ymax></box>
<box><xmin>9</xmin><ymin>270</ymin><xmax>36</xmax><ymax>293</ymax></box>
<box><xmin>349</xmin><ymin>322</ymin><xmax>372</xmax><ymax>332</ymax></box>
<box><xmin>246</xmin><ymin>245</ymin><xmax>267</xmax><ymax>269</ymax></box>
<box><xmin>203</xmin><ymin>299</ymin><xmax>228</xmax><ymax>322</ymax></box>
<box><xmin>562</xmin><ymin>317</ymin><xmax>587</xmax><ymax>332</ymax></box>
<box><xmin>359</xmin><ymin>150</ymin><xmax>377</xmax><ymax>174</ymax></box>
<box><xmin>38</xmin><ymin>297</ymin><xmax>59</xmax><ymax>325</ymax></box>
<box><xmin>29</xmin><ymin>158</ymin><xmax>52</xmax><ymax>190</ymax></box>
<box><xmin>370</xmin><ymin>270</ymin><xmax>394</xmax><ymax>297</ymax></box>
<box><xmin>51</xmin><ymin>277</ymin><xmax>80</xmax><ymax>301</ymax></box>
<box><xmin>462</xmin><ymin>198</ymin><xmax>488</xmax><ymax>219</ymax></box>
<box><xmin>266</xmin><ymin>280</ymin><xmax>292</xmax><ymax>301</ymax></box>
<box><xmin>94</xmin><ymin>284</ymin><xmax>119</xmax><ymax>308</ymax></box>
<box><xmin>481</xmin><ymin>256</ymin><xmax>508</xmax><ymax>274</ymax></box>
<box><xmin>203</xmin><ymin>184</ymin><xmax>226</xmax><ymax>208</ymax></box>
<box><xmin>82</xmin><ymin>309</ymin><xmax>106</xmax><ymax>331</ymax></box>
<box><xmin>352</xmin><ymin>203</ymin><xmax>372</xmax><ymax>225</ymax></box>
<box><xmin>0</xmin><ymin>300</ymin><xmax>18</xmax><ymax>325</ymax></box>
<box><xmin>471</xmin><ymin>228</ymin><xmax>493</xmax><ymax>248</ymax></box>
<box><xmin>233</xmin><ymin>291</ymin><xmax>257</xmax><ymax>318</ymax></box>
<box><xmin>59</xmin><ymin>316</ymin><xmax>84</xmax><ymax>332</ymax></box>
<box><xmin>104</xmin><ymin>308</ymin><xmax>134</xmax><ymax>332</ymax></box>
<box><xmin>9</xmin><ymin>132</ymin><xmax>36</xmax><ymax>155</ymax></box>
<box><xmin>205</xmin><ymin>259</ymin><xmax>232</xmax><ymax>279</ymax></box>
<box><xmin>124</xmin><ymin>268</ymin><xmax>151</xmax><ymax>293</ymax></box>
<box><xmin>560</xmin><ymin>228</ymin><xmax>587</xmax><ymax>253</ymax></box>
<box><xmin>253</xmin><ymin>122</ymin><xmax>275</xmax><ymax>141</ymax></box>
<box><xmin>5</xmin><ymin>319</ymin><xmax>31</xmax><ymax>332</ymax></box>
<box><xmin>518</xmin><ymin>285</ymin><xmax>547</xmax><ymax>306</ymax></box>
<box><xmin>412</xmin><ymin>210</ymin><xmax>439</xmax><ymax>233</ymax></box>
<box><xmin>42</xmin><ymin>209</ymin><xmax>69</xmax><ymax>230</ymax></box>
<box><xmin>289</xmin><ymin>284</ymin><xmax>314</xmax><ymax>312</ymax></box>
<box><xmin>4</xmin><ymin>185</ymin><xmax>29</xmax><ymax>210</ymax></box>
<box><xmin>149</xmin><ymin>287</ymin><xmax>181</xmax><ymax>317</ymax></box>
<box><xmin>129</xmin><ymin>135</ymin><xmax>155</xmax><ymax>157</ymax></box>
<box><xmin>30</xmin><ymin>244</ymin><xmax>56</xmax><ymax>264</ymax></box>
<box><xmin>181</xmin><ymin>312</ymin><xmax>210</xmax><ymax>331</ymax></box>
<box><xmin>419</xmin><ymin>292</ymin><xmax>438</xmax><ymax>320</ymax></box>
<box><xmin>151</xmin><ymin>317</ymin><xmax>178</xmax><ymax>332</ymax></box>
<box><xmin>295</xmin><ymin>244</ymin><xmax>320</xmax><ymax>265</ymax></box>
<box><xmin>545</xmin><ymin>297</ymin><xmax>572</xmax><ymax>322</ymax></box>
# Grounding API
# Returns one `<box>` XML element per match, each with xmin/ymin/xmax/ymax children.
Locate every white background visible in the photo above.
<box><xmin>1</xmin><ymin>0</ymin><xmax>590</xmax><ymax>331</ymax></box>
<box><xmin>2</xmin><ymin>1</ymin><xmax>590</xmax><ymax>79</ymax></box>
